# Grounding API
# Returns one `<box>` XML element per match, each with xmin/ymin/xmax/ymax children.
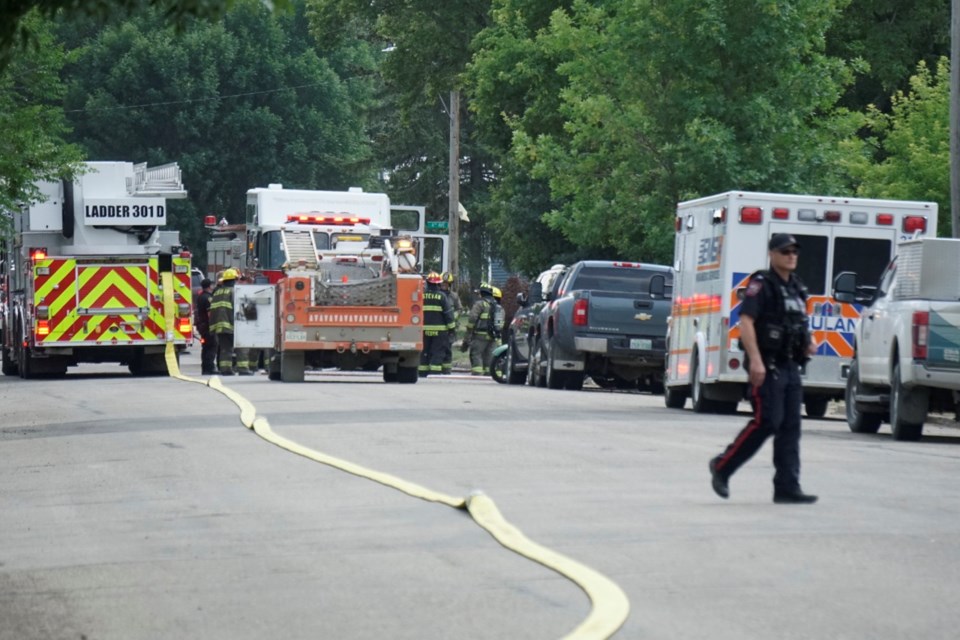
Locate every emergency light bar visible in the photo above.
<box><xmin>286</xmin><ymin>214</ymin><xmax>371</xmax><ymax>226</ymax></box>
<box><xmin>903</xmin><ymin>216</ymin><xmax>926</xmax><ymax>233</ymax></box>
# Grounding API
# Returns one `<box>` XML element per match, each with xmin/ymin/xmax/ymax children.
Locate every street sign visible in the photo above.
<box><xmin>425</xmin><ymin>220</ymin><xmax>449</xmax><ymax>231</ymax></box>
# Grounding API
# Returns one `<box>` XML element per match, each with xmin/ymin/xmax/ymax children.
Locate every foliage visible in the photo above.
<box><xmin>61</xmin><ymin>0</ymin><xmax>373</xmax><ymax>263</ymax></box>
<box><xmin>0</xmin><ymin>10</ymin><xmax>83</xmax><ymax>221</ymax></box>
<box><xmin>470</xmin><ymin>0</ymin><xmax>860</xmax><ymax>265</ymax></box>
<box><xmin>840</xmin><ymin>57</ymin><xmax>951</xmax><ymax>235</ymax></box>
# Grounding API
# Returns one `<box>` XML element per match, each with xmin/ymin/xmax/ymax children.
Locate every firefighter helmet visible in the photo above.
<box><xmin>442</xmin><ymin>271</ymin><xmax>454</xmax><ymax>284</ymax></box>
<box><xmin>426</xmin><ymin>272</ymin><xmax>442</xmax><ymax>284</ymax></box>
<box><xmin>221</xmin><ymin>268</ymin><xmax>240</xmax><ymax>281</ymax></box>
<box><xmin>479</xmin><ymin>282</ymin><xmax>493</xmax><ymax>295</ymax></box>
<box><xmin>492</xmin><ymin>286</ymin><xmax>502</xmax><ymax>300</ymax></box>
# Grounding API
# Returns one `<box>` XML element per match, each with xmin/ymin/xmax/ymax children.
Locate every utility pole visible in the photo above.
<box><xmin>952</xmin><ymin>0</ymin><xmax>960</xmax><ymax>237</ymax></box>
<box><xmin>448</xmin><ymin>89</ymin><xmax>461</xmax><ymax>279</ymax></box>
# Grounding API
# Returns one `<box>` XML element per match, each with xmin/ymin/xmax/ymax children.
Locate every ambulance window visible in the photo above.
<box><xmin>832</xmin><ymin>237</ymin><xmax>891</xmax><ymax>290</ymax></box>
<box><xmin>790</xmin><ymin>234</ymin><xmax>828</xmax><ymax>295</ymax></box>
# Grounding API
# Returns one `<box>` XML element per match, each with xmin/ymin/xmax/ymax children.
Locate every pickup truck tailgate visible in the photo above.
<box><xmin>586</xmin><ymin>290</ymin><xmax>670</xmax><ymax>345</ymax></box>
<box><xmin>928</xmin><ymin>303</ymin><xmax>960</xmax><ymax>370</ymax></box>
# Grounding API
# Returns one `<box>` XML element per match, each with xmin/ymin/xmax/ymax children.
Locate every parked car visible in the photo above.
<box><xmin>501</xmin><ymin>265</ymin><xmax>566</xmax><ymax>385</ymax></box>
<box><xmin>527</xmin><ymin>260</ymin><xmax>673</xmax><ymax>391</ymax></box>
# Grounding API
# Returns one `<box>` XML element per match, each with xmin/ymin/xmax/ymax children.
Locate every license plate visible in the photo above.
<box><xmin>630</xmin><ymin>338</ymin><xmax>652</xmax><ymax>350</ymax></box>
<box><xmin>285</xmin><ymin>330</ymin><xmax>307</xmax><ymax>342</ymax></box>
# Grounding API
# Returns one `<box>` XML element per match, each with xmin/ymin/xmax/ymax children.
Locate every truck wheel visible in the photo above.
<box><xmin>397</xmin><ymin>364</ymin><xmax>419</xmax><ymax>384</ymax></box>
<box><xmin>490</xmin><ymin>350</ymin><xmax>508</xmax><ymax>384</ymax></box>
<box><xmin>690</xmin><ymin>352</ymin><xmax>714</xmax><ymax>413</ymax></box>
<box><xmin>382</xmin><ymin>363</ymin><xmax>399</xmax><ymax>383</ymax></box>
<box><xmin>268</xmin><ymin>353</ymin><xmax>281</xmax><ymax>381</ymax></box>
<box><xmin>664</xmin><ymin>385</ymin><xmax>687</xmax><ymax>409</ymax></box>
<box><xmin>545</xmin><ymin>343</ymin><xmax>566</xmax><ymax>390</ymax></box>
<box><xmin>1</xmin><ymin>346</ymin><xmax>18</xmax><ymax>376</ymax></box>
<box><xmin>845</xmin><ymin>360</ymin><xmax>882</xmax><ymax>433</ymax></box>
<box><xmin>280</xmin><ymin>350</ymin><xmax>305</xmax><ymax>382</ymax></box>
<box><xmin>565</xmin><ymin>371</ymin><xmax>585</xmax><ymax>391</ymax></box>
<box><xmin>804</xmin><ymin>397</ymin><xmax>829</xmax><ymax>419</ymax></box>
<box><xmin>890</xmin><ymin>362</ymin><xmax>926</xmax><ymax>441</ymax></box>
<box><xmin>506</xmin><ymin>344</ymin><xmax>526</xmax><ymax>385</ymax></box>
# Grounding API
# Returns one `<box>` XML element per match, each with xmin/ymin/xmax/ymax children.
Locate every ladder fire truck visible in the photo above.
<box><xmin>664</xmin><ymin>191</ymin><xmax>937</xmax><ymax>416</ymax></box>
<box><xmin>1</xmin><ymin>161</ymin><xmax>192</xmax><ymax>377</ymax></box>
<box><xmin>219</xmin><ymin>185</ymin><xmax>448</xmax><ymax>382</ymax></box>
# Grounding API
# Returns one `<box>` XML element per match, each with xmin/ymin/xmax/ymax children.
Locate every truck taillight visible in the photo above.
<box><xmin>739</xmin><ymin>207</ymin><xmax>762</xmax><ymax>224</ymax></box>
<box><xmin>573</xmin><ymin>298</ymin><xmax>588</xmax><ymax>326</ymax></box>
<box><xmin>912</xmin><ymin>311</ymin><xmax>929</xmax><ymax>360</ymax></box>
<box><xmin>903</xmin><ymin>216</ymin><xmax>926</xmax><ymax>234</ymax></box>
<box><xmin>178</xmin><ymin>318</ymin><xmax>191</xmax><ymax>334</ymax></box>
<box><xmin>36</xmin><ymin>320</ymin><xmax>50</xmax><ymax>336</ymax></box>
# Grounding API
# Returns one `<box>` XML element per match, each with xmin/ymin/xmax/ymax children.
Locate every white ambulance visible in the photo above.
<box><xmin>664</xmin><ymin>191</ymin><xmax>938</xmax><ymax>416</ymax></box>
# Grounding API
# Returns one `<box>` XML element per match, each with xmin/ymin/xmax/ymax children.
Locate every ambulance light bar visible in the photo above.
<box><xmin>739</xmin><ymin>207</ymin><xmax>762</xmax><ymax>224</ymax></box>
<box><xmin>850</xmin><ymin>211</ymin><xmax>869</xmax><ymax>224</ymax></box>
<box><xmin>772</xmin><ymin>208</ymin><xmax>789</xmax><ymax>220</ymax></box>
<box><xmin>286</xmin><ymin>214</ymin><xmax>371</xmax><ymax>226</ymax></box>
<box><xmin>903</xmin><ymin>216</ymin><xmax>926</xmax><ymax>233</ymax></box>
<box><xmin>876</xmin><ymin>214</ymin><xmax>894</xmax><ymax>225</ymax></box>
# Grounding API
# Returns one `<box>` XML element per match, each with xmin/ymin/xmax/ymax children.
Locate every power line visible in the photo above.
<box><xmin>65</xmin><ymin>81</ymin><xmax>326</xmax><ymax>114</ymax></box>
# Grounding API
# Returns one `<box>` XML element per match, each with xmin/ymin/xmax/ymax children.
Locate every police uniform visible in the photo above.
<box><xmin>709</xmin><ymin>234</ymin><xmax>817</xmax><ymax>504</ymax></box>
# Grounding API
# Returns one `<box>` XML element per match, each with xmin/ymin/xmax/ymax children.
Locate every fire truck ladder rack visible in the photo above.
<box><xmin>281</xmin><ymin>229</ymin><xmax>320</xmax><ymax>270</ymax></box>
<box><xmin>129</xmin><ymin>162</ymin><xmax>187</xmax><ymax>198</ymax></box>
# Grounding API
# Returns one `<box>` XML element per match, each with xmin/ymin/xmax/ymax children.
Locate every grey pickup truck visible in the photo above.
<box><xmin>527</xmin><ymin>260</ymin><xmax>673</xmax><ymax>391</ymax></box>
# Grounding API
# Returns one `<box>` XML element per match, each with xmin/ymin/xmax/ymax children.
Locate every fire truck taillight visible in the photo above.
<box><xmin>573</xmin><ymin>298</ymin><xmax>589</xmax><ymax>326</ymax></box>
<box><xmin>30</xmin><ymin>247</ymin><xmax>47</xmax><ymax>260</ymax></box>
<box><xmin>36</xmin><ymin>320</ymin><xmax>50</xmax><ymax>336</ymax></box>
<box><xmin>178</xmin><ymin>318</ymin><xmax>191</xmax><ymax>334</ymax></box>
<box><xmin>728</xmin><ymin>357</ymin><xmax>741</xmax><ymax>370</ymax></box>
<box><xmin>772</xmin><ymin>208</ymin><xmax>789</xmax><ymax>220</ymax></box>
<box><xmin>903</xmin><ymin>216</ymin><xmax>927</xmax><ymax>234</ymax></box>
<box><xmin>739</xmin><ymin>207</ymin><xmax>762</xmax><ymax>224</ymax></box>
<box><xmin>876</xmin><ymin>213</ymin><xmax>894</xmax><ymax>226</ymax></box>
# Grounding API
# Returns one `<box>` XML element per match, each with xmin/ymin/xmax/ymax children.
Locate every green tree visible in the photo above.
<box><xmin>0</xmin><ymin>10</ymin><xmax>83</xmax><ymax>219</ymax></box>
<box><xmin>61</xmin><ymin>1</ymin><xmax>373</xmax><ymax>262</ymax></box>
<box><xmin>841</xmin><ymin>57</ymin><xmax>951</xmax><ymax>235</ymax></box>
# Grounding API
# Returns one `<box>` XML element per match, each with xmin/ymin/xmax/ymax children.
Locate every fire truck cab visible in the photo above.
<box><xmin>665</xmin><ymin>191</ymin><xmax>938</xmax><ymax>416</ymax></box>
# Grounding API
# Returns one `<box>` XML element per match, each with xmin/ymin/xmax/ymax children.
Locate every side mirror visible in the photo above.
<box><xmin>529</xmin><ymin>282</ymin><xmax>543</xmax><ymax>304</ymax></box>
<box><xmin>649</xmin><ymin>274</ymin><xmax>666</xmax><ymax>298</ymax></box>
<box><xmin>832</xmin><ymin>271</ymin><xmax>857</xmax><ymax>303</ymax></box>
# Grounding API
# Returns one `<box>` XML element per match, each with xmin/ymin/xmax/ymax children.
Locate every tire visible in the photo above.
<box><xmin>544</xmin><ymin>342</ymin><xmax>566</xmax><ymax>390</ymax></box>
<box><xmin>397</xmin><ymin>364</ymin><xmax>419</xmax><ymax>384</ymax></box>
<box><xmin>804</xmin><ymin>397</ymin><xmax>829</xmax><ymax>419</ymax></box>
<box><xmin>845</xmin><ymin>359</ymin><xmax>882</xmax><ymax>434</ymax></box>
<box><xmin>890</xmin><ymin>362</ymin><xmax>925</xmax><ymax>441</ymax></box>
<box><xmin>565</xmin><ymin>371</ymin><xmax>585</xmax><ymax>391</ymax></box>
<box><xmin>268</xmin><ymin>353</ymin><xmax>281</xmax><ymax>381</ymax></box>
<box><xmin>664</xmin><ymin>385</ymin><xmax>687</xmax><ymax>409</ymax></box>
<box><xmin>490</xmin><ymin>350</ymin><xmax>508</xmax><ymax>384</ymax></box>
<box><xmin>280</xmin><ymin>350</ymin><xmax>305</xmax><ymax>382</ymax></box>
<box><xmin>382</xmin><ymin>365</ymin><xmax>398</xmax><ymax>383</ymax></box>
<box><xmin>2</xmin><ymin>346</ymin><xmax>18</xmax><ymax>376</ymax></box>
<box><xmin>505</xmin><ymin>344</ymin><xmax>526</xmax><ymax>385</ymax></box>
<box><xmin>690</xmin><ymin>351</ymin><xmax>714</xmax><ymax>413</ymax></box>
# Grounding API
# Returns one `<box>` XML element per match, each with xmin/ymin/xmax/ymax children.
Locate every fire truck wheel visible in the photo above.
<box><xmin>280</xmin><ymin>350</ymin><xmax>305</xmax><ymax>382</ymax></box>
<box><xmin>397</xmin><ymin>365</ymin><xmax>419</xmax><ymax>383</ymax></box>
<box><xmin>1</xmin><ymin>346</ymin><xmax>18</xmax><ymax>376</ymax></box>
<box><xmin>382</xmin><ymin>363</ymin><xmax>399</xmax><ymax>383</ymax></box>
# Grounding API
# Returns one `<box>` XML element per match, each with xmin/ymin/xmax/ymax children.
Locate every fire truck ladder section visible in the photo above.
<box><xmin>281</xmin><ymin>229</ymin><xmax>319</xmax><ymax>270</ymax></box>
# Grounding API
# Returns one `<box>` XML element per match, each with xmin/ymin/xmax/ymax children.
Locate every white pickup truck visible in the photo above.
<box><xmin>833</xmin><ymin>238</ymin><xmax>960</xmax><ymax>440</ymax></box>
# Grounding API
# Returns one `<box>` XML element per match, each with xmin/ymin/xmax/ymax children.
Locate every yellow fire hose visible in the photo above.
<box><xmin>161</xmin><ymin>271</ymin><xmax>630</xmax><ymax>638</ymax></box>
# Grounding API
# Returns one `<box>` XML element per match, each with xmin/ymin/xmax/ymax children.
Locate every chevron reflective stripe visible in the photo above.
<box><xmin>32</xmin><ymin>258</ymin><xmax>186</xmax><ymax>345</ymax></box>
<box><xmin>306</xmin><ymin>312</ymin><xmax>400</xmax><ymax>324</ymax></box>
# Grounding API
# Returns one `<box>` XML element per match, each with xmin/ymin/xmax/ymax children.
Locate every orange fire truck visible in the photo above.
<box><xmin>226</xmin><ymin>185</ymin><xmax>444</xmax><ymax>382</ymax></box>
<box><xmin>1</xmin><ymin>161</ymin><xmax>193</xmax><ymax>378</ymax></box>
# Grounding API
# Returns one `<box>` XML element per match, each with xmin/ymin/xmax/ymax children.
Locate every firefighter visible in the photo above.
<box><xmin>419</xmin><ymin>272</ymin><xmax>455</xmax><ymax>377</ymax></box>
<box><xmin>491</xmin><ymin>286</ymin><xmax>504</xmax><ymax>343</ymax></box>
<box><xmin>194</xmin><ymin>278</ymin><xmax>217</xmax><ymax>375</ymax></box>
<box><xmin>462</xmin><ymin>283</ymin><xmax>497</xmax><ymax>376</ymax></box>
<box><xmin>439</xmin><ymin>271</ymin><xmax>462</xmax><ymax>374</ymax></box>
<box><xmin>708</xmin><ymin>234</ymin><xmax>818</xmax><ymax>504</ymax></box>
<box><xmin>210</xmin><ymin>268</ymin><xmax>239</xmax><ymax>376</ymax></box>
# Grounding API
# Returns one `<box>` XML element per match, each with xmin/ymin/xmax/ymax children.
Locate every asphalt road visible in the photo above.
<box><xmin>2</xmin><ymin>350</ymin><xmax>959</xmax><ymax>640</ymax></box>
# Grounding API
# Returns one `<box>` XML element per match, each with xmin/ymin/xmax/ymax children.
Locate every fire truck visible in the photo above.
<box><xmin>221</xmin><ymin>185</ymin><xmax>448</xmax><ymax>382</ymax></box>
<box><xmin>664</xmin><ymin>191</ymin><xmax>938</xmax><ymax>416</ymax></box>
<box><xmin>1</xmin><ymin>161</ymin><xmax>192</xmax><ymax>378</ymax></box>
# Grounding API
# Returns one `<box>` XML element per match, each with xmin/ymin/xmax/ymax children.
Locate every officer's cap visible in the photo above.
<box><xmin>769</xmin><ymin>233</ymin><xmax>800</xmax><ymax>252</ymax></box>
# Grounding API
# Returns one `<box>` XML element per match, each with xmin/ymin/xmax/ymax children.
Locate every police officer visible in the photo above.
<box><xmin>209</xmin><ymin>268</ymin><xmax>239</xmax><ymax>376</ymax></box>
<box><xmin>709</xmin><ymin>234</ymin><xmax>818</xmax><ymax>504</ymax></box>
<box><xmin>419</xmin><ymin>272</ymin><xmax>455</xmax><ymax>377</ymax></box>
